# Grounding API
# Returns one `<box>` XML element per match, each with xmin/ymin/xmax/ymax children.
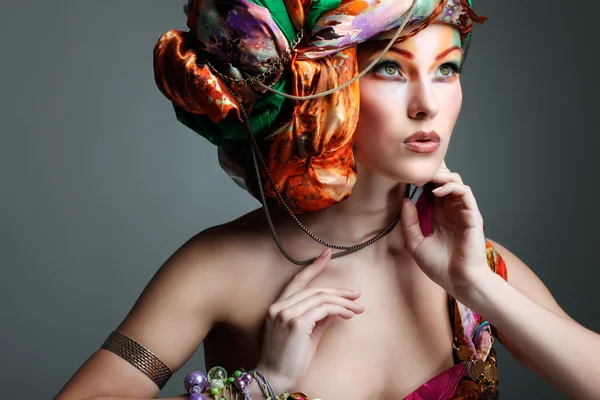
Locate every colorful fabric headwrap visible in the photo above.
<box><xmin>154</xmin><ymin>0</ymin><xmax>486</xmax><ymax>213</ymax></box>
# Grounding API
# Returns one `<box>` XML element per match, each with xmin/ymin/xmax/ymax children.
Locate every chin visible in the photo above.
<box><xmin>406</xmin><ymin>176</ymin><xmax>436</xmax><ymax>187</ymax></box>
<box><xmin>380</xmin><ymin>170</ymin><xmax>435</xmax><ymax>188</ymax></box>
<box><xmin>355</xmin><ymin>151</ymin><xmax>444</xmax><ymax>187</ymax></box>
<box><xmin>391</xmin><ymin>159</ymin><xmax>442</xmax><ymax>187</ymax></box>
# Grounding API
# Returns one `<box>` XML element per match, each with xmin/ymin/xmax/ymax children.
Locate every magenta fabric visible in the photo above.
<box><xmin>404</xmin><ymin>363</ymin><xmax>468</xmax><ymax>400</ymax></box>
<box><xmin>416</xmin><ymin>186</ymin><xmax>434</xmax><ymax>237</ymax></box>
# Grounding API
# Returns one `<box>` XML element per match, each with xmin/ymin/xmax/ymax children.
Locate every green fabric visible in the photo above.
<box><xmin>179</xmin><ymin>0</ymin><xmax>344</xmax><ymax>146</ymax></box>
<box><xmin>247</xmin><ymin>0</ymin><xmax>341</xmax><ymax>40</ymax></box>
<box><xmin>177</xmin><ymin>0</ymin><xmax>477</xmax><ymax>145</ymax></box>
<box><xmin>174</xmin><ymin>77</ymin><xmax>289</xmax><ymax>147</ymax></box>
<box><xmin>305</xmin><ymin>0</ymin><xmax>341</xmax><ymax>31</ymax></box>
<box><xmin>247</xmin><ymin>0</ymin><xmax>296</xmax><ymax>43</ymax></box>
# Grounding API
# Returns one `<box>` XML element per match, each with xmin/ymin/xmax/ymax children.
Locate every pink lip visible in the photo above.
<box><xmin>403</xmin><ymin>130</ymin><xmax>441</xmax><ymax>153</ymax></box>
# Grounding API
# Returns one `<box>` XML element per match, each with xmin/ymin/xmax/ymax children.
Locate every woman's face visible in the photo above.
<box><xmin>354</xmin><ymin>23</ymin><xmax>463</xmax><ymax>187</ymax></box>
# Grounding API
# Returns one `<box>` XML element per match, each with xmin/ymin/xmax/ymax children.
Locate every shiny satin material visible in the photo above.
<box><xmin>154</xmin><ymin>0</ymin><xmax>486</xmax><ymax>213</ymax></box>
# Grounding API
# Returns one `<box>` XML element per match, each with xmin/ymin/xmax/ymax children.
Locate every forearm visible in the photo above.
<box><xmin>85</xmin><ymin>389</ymin><xmax>256</xmax><ymax>400</ymax></box>
<box><xmin>84</xmin><ymin>396</ymin><xmax>187</xmax><ymax>400</ymax></box>
<box><xmin>82</xmin><ymin>378</ymin><xmax>267</xmax><ymax>400</ymax></box>
<box><xmin>459</xmin><ymin>272</ymin><xmax>600</xmax><ymax>399</ymax></box>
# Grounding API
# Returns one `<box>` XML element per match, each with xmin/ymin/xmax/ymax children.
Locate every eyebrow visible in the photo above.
<box><xmin>382</xmin><ymin>46</ymin><xmax>461</xmax><ymax>61</ymax></box>
<box><xmin>435</xmin><ymin>46</ymin><xmax>461</xmax><ymax>60</ymax></box>
<box><xmin>363</xmin><ymin>42</ymin><xmax>461</xmax><ymax>61</ymax></box>
<box><xmin>388</xmin><ymin>48</ymin><xmax>414</xmax><ymax>60</ymax></box>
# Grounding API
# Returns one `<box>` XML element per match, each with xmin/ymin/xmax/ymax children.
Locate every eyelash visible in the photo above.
<box><xmin>373</xmin><ymin>59</ymin><xmax>402</xmax><ymax>76</ymax></box>
<box><xmin>441</xmin><ymin>62</ymin><xmax>461</xmax><ymax>74</ymax></box>
<box><xmin>373</xmin><ymin>59</ymin><xmax>461</xmax><ymax>78</ymax></box>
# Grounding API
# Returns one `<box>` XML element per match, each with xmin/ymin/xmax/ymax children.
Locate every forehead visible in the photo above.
<box><xmin>364</xmin><ymin>23</ymin><xmax>461</xmax><ymax>54</ymax></box>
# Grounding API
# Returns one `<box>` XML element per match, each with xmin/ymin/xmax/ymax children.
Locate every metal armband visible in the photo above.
<box><xmin>101</xmin><ymin>330</ymin><xmax>173</xmax><ymax>389</ymax></box>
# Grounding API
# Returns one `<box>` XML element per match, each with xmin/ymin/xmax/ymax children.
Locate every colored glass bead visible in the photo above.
<box><xmin>190</xmin><ymin>385</ymin><xmax>203</xmax><ymax>394</ymax></box>
<box><xmin>189</xmin><ymin>394</ymin><xmax>206</xmax><ymax>400</ymax></box>
<box><xmin>210</xmin><ymin>379</ymin><xmax>225</xmax><ymax>390</ymax></box>
<box><xmin>210</xmin><ymin>387</ymin><xmax>220</xmax><ymax>396</ymax></box>
<box><xmin>289</xmin><ymin>393</ymin><xmax>309</xmax><ymax>400</ymax></box>
<box><xmin>225</xmin><ymin>377</ymin><xmax>235</xmax><ymax>386</ymax></box>
<box><xmin>241</xmin><ymin>372</ymin><xmax>253</xmax><ymax>384</ymax></box>
<box><xmin>233</xmin><ymin>370</ymin><xmax>242</xmax><ymax>378</ymax></box>
<box><xmin>184</xmin><ymin>371</ymin><xmax>209</xmax><ymax>393</ymax></box>
<box><xmin>208</xmin><ymin>366</ymin><xmax>228</xmax><ymax>381</ymax></box>
<box><xmin>234</xmin><ymin>377</ymin><xmax>247</xmax><ymax>390</ymax></box>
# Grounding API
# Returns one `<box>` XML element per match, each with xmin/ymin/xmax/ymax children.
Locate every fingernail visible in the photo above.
<box><xmin>319</xmin><ymin>248</ymin><xmax>331</xmax><ymax>258</ymax></box>
<box><xmin>350</xmin><ymin>289</ymin><xmax>361</xmax><ymax>293</ymax></box>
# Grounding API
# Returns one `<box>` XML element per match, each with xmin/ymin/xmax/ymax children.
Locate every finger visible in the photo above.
<box><xmin>271</xmin><ymin>292</ymin><xmax>365</xmax><ymax>323</ymax></box>
<box><xmin>430</xmin><ymin>170</ymin><xmax>463</xmax><ymax>185</ymax></box>
<box><xmin>311</xmin><ymin>315</ymin><xmax>336</xmax><ymax>341</ymax></box>
<box><xmin>400</xmin><ymin>198</ymin><xmax>425</xmax><ymax>256</ymax></box>
<box><xmin>432</xmin><ymin>182</ymin><xmax>481</xmax><ymax>214</ymax></box>
<box><xmin>270</xmin><ymin>288</ymin><xmax>361</xmax><ymax>317</ymax></box>
<box><xmin>289</xmin><ymin>304</ymin><xmax>358</xmax><ymax>334</ymax></box>
<box><xmin>278</xmin><ymin>248</ymin><xmax>331</xmax><ymax>300</ymax></box>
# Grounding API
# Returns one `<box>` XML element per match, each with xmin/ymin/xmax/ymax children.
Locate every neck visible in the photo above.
<box><xmin>273</xmin><ymin>162</ymin><xmax>410</xmax><ymax>249</ymax></box>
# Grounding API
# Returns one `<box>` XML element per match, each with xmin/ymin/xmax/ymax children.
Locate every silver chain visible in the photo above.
<box><xmin>270</xmin><ymin>177</ymin><xmax>417</xmax><ymax>251</ymax></box>
<box><xmin>228</xmin><ymin>87</ymin><xmax>419</xmax><ymax>264</ymax></box>
<box><xmin>208</xmin><ymin>30</ymin><xmax>304</xmax><ymax>87</ymax></box>
<box><xmin>215</xmin><ymin>36</ymin><xmax>420</xmax><ymax>265</ymax></box>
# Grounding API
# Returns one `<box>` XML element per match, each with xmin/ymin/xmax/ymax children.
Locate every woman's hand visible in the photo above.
<box><xmin>256</xmin><ymin>249</ymin><xmax>365</xmax><ymax>393</ymax></box>
<box><xmin>400</xmin><ymin>162</ymin><xmax>492</xmax><ymax>298</ymax></box>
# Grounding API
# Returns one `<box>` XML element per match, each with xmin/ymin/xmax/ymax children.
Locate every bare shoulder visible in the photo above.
<box><xmin>137</xmin><ymin>207</ymin><xmax>278</xmax><ymax>320</ymax></box>
<box><xmin>56</xmin><ymin>208</ymin><xmax>280</xmax><ymax>400</ymax></box>
<box><xmin>487</xmin><ymin>239</ymin><xmax>573</xmax><ymax>322</ymax></box>
<box><xmin>199</xmin><ymin>210</ymin><xmax>302</xmax><ymax>323</ymax></box>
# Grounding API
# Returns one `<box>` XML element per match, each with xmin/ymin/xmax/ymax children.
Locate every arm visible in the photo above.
<box><xmin>399</xmin><ymin>165</ymin><xmax>600</xmax><ymax>400</ymax></box>
<box><xmin>459</xmin><ymin>239</ymin><xmax>600</xmax><ymax>400</ymax></box>
<box><xmin>56</xmin><ymin>228</ymin><xmax>230</xmax><ymax>400</ymax></box>
<box><xmin>56</xmin><ymin>228</ymin><xmax>360</xmax><ymax>400</ymax></box>
<box><xmin>83</xmin><ymin>396</ymin><xmax>188</xmax><ymax>400</ymax></box>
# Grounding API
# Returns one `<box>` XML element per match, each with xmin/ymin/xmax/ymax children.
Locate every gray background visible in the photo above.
<box><xmin>1</xmin><ymin>1</ymin><xmax>598</xmax><ymax>399</ymax></box>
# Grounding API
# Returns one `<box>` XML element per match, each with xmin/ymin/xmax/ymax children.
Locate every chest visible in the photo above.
<box><xmin>205</xmin><ymin>258</ymin><xmax>457</xmax><ymax>399</ymax></box>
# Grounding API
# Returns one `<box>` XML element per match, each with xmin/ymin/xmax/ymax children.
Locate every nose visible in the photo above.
<box><xmin>407</xmin><ymin>79</ymin><xmax>440</xmax><ymax>120</ymax></box>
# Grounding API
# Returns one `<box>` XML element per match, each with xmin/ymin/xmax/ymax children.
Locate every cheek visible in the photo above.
<box><xmin>353</xmin><ymin>81</ymin><xmax>400</xmax><ymax>156</ymax></box>
<box><xmin>356</xmin><ymin>81</ymin><xmax>390</xmax><ymax>128</ymax></box>
<box><xmin>442</xmin><ymin>82</ymin><xmax>463</xmax><ymax>129</ymax></box>
<box><xmin>351</xmin><ymin>79</ymin><xmax>463</xmax><ymax>182</ymax></box>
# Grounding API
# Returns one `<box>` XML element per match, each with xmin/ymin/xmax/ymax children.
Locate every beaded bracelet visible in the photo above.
<box><xmin>183</xmin><ymin>366</ymin><xmax>314</xmax><ymax>400</ymax></box>
<box><xmin>250</xmin><ymin>368</ymin><xmax>277</xmax><ymax>400</ymax></box>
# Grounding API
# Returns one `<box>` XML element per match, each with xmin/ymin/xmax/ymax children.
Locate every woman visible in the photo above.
<box><xmin>56</xmin><ymin>0</ymin><xmax>600</xmax><ymax>399</ymax></box>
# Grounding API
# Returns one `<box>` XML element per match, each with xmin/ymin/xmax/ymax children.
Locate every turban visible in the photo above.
<box><xmin>154</xmin><ymin>0</ymin><xmax>486</xmax><ymax>213</ymax></box>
